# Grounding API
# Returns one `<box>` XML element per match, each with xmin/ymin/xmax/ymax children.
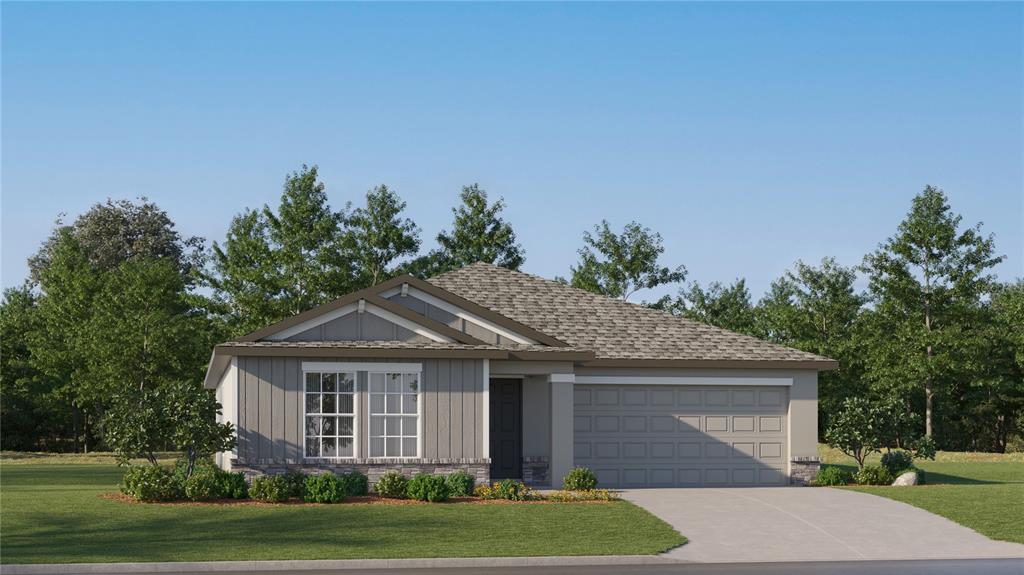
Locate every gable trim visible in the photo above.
<box><xmin>381</xmin><ymin>284</ymin><xmax>539</xmax><ymax>345</ymax></box>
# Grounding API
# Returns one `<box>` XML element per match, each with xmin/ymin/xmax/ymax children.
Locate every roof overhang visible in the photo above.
<box><xmin>578</xmin><ymin>358</ymin><xmax>840</xmax><ymax>371</ymax></box>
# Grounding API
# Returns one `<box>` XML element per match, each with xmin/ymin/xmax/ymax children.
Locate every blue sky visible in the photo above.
<box><xmin>3</xmin><ymin>2</ymin><xmax>1021</xmax><ymax>301</ymax></box>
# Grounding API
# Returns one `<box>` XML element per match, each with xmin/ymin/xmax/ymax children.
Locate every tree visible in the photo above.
<box><xmin>861</xmin><ymin>186</ymin><xmax>1003</xmax><ymax>438</ymax></box>
<box><xmin>210</xmin><ymin>165</ymin><xmax>354</xmax><ymax>334</ymax></box>
<box><xmin>568</xmin><ymin>220</ymin><xmax>686</xmax><ymax>301</ymax></box>
<box><xmin>429</xmin><ymin>184</ymin><xmax>524</xmax><ymax>274</ymax></box>
<box><xmin>0</xmin><ymin>286</ymin><xmax>68</xmax><ymax>450</ymax></box>
<box><xmin>756</xmin><ymin>258</ymin><xmax>867</xmax><ymax>432</ymax></box>
<box><xmin>102</xmin><ymin>381</ymin><xmax>234</xmax><ymax>475</ymax></box>
<box><xmin>345</xmin><ymin>185</ymin><xmax>421</xmax><ymax>287</ymax></box>
<box><xmin>651</xmin><ymin>279</ymin><xmax>757</xmax><ymax>335</ymax></box>
<box><xmin>825</xmin><ymin>397</ymin><xmax>884</xmax><ymax>469</ymax></box>
<box><xmin>28</xmin><ymin>198</ymin><xmax>204</xmax><ymax>286</ymax></box>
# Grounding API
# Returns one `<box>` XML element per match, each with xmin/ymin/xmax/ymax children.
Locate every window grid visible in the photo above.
<box><xmin>304</xmin><ymin>371</ymin><xmax>356</xmax><ymax>459</ymax></box>
<box><xmin>369</xmin><ymin>372</ymin><xmax>419</xmax><ymax>458</ymax></box>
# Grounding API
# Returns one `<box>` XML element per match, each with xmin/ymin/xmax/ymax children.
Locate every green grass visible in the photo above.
<box><xmin>0</xmin><ymin>460</ymin><xmax>685</xmax><ymax>564</ymax></box>
<box><xmin>817</xmin><ymin>444</ymin><xmax>1024</xmax><ymax>544</ymax></box>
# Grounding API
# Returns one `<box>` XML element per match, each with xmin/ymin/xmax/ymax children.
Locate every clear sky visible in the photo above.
<box><xmin>3</xmin><ymin>2</ymin><xmax>1022</xmax><ymax>302</ymax></box>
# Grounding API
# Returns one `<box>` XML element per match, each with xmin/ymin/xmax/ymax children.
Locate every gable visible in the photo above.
<box><xmin>264</xmin><ymin>301</ymin><xmax>453</xmax><ymax>344</ymax></box>
<box><xmin>381</xmin><ymin>285</ymin><xmax>539</xmax><ymax>346</ymax></box>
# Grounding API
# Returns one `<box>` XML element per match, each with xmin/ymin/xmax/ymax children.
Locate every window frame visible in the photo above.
<box><xmin>301</xmin><ymin>370</ymin><xmax>358</xmax><ymax>460</ymax></box>
<box><xmin>299</xmin><ymin>362</ymin><xmax>423</xmax><ymax>462</ymax></box>
<box><xmin>367</xmin><ymin>371</ymin><xmax>423</xmax><ymax>460</ymax></box>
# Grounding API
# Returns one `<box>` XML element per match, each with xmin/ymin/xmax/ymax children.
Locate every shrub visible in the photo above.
<box><xmin>475</xmin><ymin>479</ymin><xmax>532</xmax><ymax>501</ymax></box>
<box><xmin>374</xmin><ymin>471</ymin><xmax>409</xmax><ymax>498</ymax></box>
<box><xmin>854</xmin><ymin>465</ymin><xmax>895</xmax><ymax>486</ymax></box>
<box><xmin>122</xmin><ymin>465</ymin><xmax>182</xmax><ymax>502</ymax></box>
<box><xmin>184</xmin><ymin>469</ymin><xmax>221</xmax><ymax>501</ymax></box>
<box><xmin>880</xmin><ymin>450</ymin><xmax>915</xmax><ymax>476</ymax></box>
<box><xmin>250</xmin><ymin>475</ymin><xmax>290</xmax><ymax>503</ymax></box>
<box><xmin>216</xmin><ymin>470</ymin><xmax>248</xmax><ymax>499</ymax></box>
<box><xmin>545</xmin><ymin>489</ymin><xmax>619</xmax><ymax>502</ymax></box>
<box><xmin>563</xmin><ymin>467</ymin><xmax>597</xmax><ymax>491</ymax></box>
<box><xmin>342</xmin><ymin>471</ymin><xmax>369</xmax><ymax>496</ymax></box>
<box><xmin>304</xmin><ymin>472</ymin><xmax>346</xmax><ymax>503</ymax></box>
<box><xmin>911</xmin><ymin>436</ymin><xmax>937</xmax><ymax>461</ymax></box>
<box><xmin>406</xmin><ymin>474</ymin><xmax>451</xmax><ymax>502</ymax></box>
<box><xmin>282</xmin><ymin>470</ymin><xmax>307</xmax><ymax>499</ymax></box>
<box><xmin>814</xmin><ymin>466</ymin><xmax>853</xmax><ymax>486</ymax></box>
<box><xmin>445</xmin><ymin>471</ymin><xmax>475</xmax><ymax>497</ymax></box>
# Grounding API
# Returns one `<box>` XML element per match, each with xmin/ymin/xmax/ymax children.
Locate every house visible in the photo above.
<box><xmin>204</xmin><ymin>262</ymin><xmax>836</xmax><ymax>488</ymax></box>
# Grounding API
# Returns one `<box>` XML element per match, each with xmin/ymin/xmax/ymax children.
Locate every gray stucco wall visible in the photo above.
<box><xmin>234</xmin><ymin>356</ymin><xmax>485</xmax><ymax>464</ymax></box>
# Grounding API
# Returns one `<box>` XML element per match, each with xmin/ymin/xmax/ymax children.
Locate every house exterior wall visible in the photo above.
<box><xmin>386</xmin><ymin>292</ymin><xmax>509</xmax><ymax>346</ymax></box>
<box><xmin>230</xmin><ymin>356</ymin><xmax>487</xmax><ymax>481</ymax></box>
<box><xmin>521</xmin><ymin>375</ymin><xmax>551</xmax><ymax>485</ymax></box>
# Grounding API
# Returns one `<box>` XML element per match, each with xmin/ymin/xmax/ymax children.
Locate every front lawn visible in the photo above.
<box><xmin>818</xmin><ymin>445</ymin><xmax>1024</xmax><ymax>544</ymax></box>
<box><xmin>0</xmin><ymin>457</ymin><xmax>685</xmax><ymax>564</ymax></box>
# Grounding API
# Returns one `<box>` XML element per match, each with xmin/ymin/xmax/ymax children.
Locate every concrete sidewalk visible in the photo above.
<box><xmin>622</xmin><ymin>487</ymin><xmax>1024</xmax><ymax>563</ymax></box>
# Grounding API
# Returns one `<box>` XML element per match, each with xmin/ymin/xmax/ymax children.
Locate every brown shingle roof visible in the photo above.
<box><xmin>428</xmin><ymin>262</ymin><xmax>835</xmax><ymax>366</ymax></box>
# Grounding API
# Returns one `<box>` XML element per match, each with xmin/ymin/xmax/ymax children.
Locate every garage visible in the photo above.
<box><xmin>573</xmin><ymin>384</ymin><xmax>789</xmax><ymax>487</ymax></box>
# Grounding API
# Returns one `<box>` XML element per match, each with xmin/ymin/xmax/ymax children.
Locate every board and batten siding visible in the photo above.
<box><xmin>234</xmin><ymin>356</ymin><xmax>485</xmax><ymax>463</ymax></box>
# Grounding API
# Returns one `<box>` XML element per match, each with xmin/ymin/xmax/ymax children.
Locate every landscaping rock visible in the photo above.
<box><xmin>892</xmin><ymin>471</ymin><xmax>918</xmax><ymax>486</ymax></box>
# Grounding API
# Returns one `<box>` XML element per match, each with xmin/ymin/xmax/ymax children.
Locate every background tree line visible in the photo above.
<box><xmin>1</xmin><ymin>167</ymin><xmax>1021</xmax><ymax>454</ymax></box>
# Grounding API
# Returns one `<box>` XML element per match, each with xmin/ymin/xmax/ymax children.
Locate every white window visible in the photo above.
<box><xmin>304</xmin><ymin>371</ymin><xmax>356</xmax><ymax>458</ymax></box>
<box><xmin>369</xmin><ymin>372</ymin><xmax>419</xmax><ymax>458</ymax></box>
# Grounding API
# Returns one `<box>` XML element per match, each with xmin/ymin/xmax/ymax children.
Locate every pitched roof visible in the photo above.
<box><xmin>429</xmin><ymin>262</ymin><xmax>835</xmax><ymax>367</ymax></box>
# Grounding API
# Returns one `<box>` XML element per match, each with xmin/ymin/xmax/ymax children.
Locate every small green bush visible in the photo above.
<box><xmin>406</xmin><ymin>474</ymin><xmax>451</xmax><ymax>502</ymax></box>
<box><xmin>374</xmin><ymin>471</ymin><xmax>409</xmax><ymax>498</ymax></box>
<box><xmin>304</xmin><ymin>472</ymin><xmax>346</xmax><ymax>503</ymax></box>
<box><xmin>880</xmin><ymin>450</ymin><xmax>914</xmax><ymax>476</ymax></box>
<box><xmin>475</xmin><ymin>479</ymin><xmax>532</xmax><ymax>501</ymax></box>
<box><xmin>122</xmin><ymin>465</ymin><xmax>182</xmax><ymax>502</ymax></box>
<box><xmin>184</xmin><ymin>469</ymin><xmax>221</xmax><ymax>501</ymax></box>
<box><xmin>281</xmin><ymin>470</ymin><xmax>307</xmax><ymax>498</ymax></box>
<box><xmin>342</xmin><ymin>471</ymin><xmax>369</xmax><ymax>496</ymax></box>
<box><xmin>250</xmin><ymin>475</ymin><xmax>290</xmax><ymax>503</ymax></box>
<box><xmin>216</xmin><ymin>470</ymin><xmax>248</xmax><ymax>499</ymax></box>
<box><xmin>854</xmin><ymin>465</ymin><xmax>895</xmax><ymax>486</ymax></box>
<box><xmin>911</xmin><ymin>436</ymin><xmax>937</xmax><ymax>461</ymax></box>
<box><xmin>563</xmin><ymin>467</ymin><xmax>597</xmax><ymax>491</ymax></box>
<box><xmin>445</xmin><ymin>471</ymin><xmax>475</xmax><ymax>497</ymax></box>
<box><xmin>814</xmin><ymin>466</ymin><xmax>853</xmax><ymax>486</ymax></box>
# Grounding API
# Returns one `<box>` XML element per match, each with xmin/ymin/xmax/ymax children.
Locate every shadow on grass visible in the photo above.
<box><xmin>822</xmin><ymin>463</ymin><xmax>1002</xmax><ymax>486</ymax></box>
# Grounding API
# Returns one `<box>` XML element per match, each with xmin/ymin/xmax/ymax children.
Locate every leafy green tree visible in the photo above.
<box><xmin>651</xmin><ymin>279</ymin><xmax>757</xmax><ymax>335</ymax></box>
<box><xmin>164</xmin><ymin>380</ymin><xmax>235</xmax><ymax>477</ymax></box>
<box><xmin>28</xmin><ymin>198</ymin><xmax>204</xmax><ymax>286</ymax></box>
<box><xmin>825</xmin><ymin>397</ymin><xmax>884</xmax><ymax>469</ymax></box>
<box><xmin>756</xmin><ymin>258</ymin><xmax>867</xmax><ymax>432</ymax></box>
<box><xmin>0</xmin><ymin>286</ymin><xmax>69</xmax><ymax>450</ymax></box>
<box><xmin>345</xmin><ymin>185</ymin><xmax>421</xmax><ymax>287</ymax></box>
<box><xmin>210</xmin><ymin>165</ymin><xmax>354</xmax><ymax>334</ymax></box>
<box><xmin>28</xmin><ymin>231</ymin><xmax>104</xmax><ymax>451</ymax></box>
<box><xmin>568</xmin><ymin>220</ymin><xmax>686</xmax><ymax>301</ymax></box>
<box><xmin>101</xmin><ymin>386</ymin><xmax>168</xmax><ymax>465</ymax></box>
<box><xmin>407</xmin><ymin>184</ymin><xmax>525</xmax><ymax>277</ymax></box>
<box><xmin>861</xmin><ymin>186</ymin><xmax>1003</xmax><ymax>438</ymax></box>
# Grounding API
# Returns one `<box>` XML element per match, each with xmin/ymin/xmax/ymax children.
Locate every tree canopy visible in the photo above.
<box><xmin>568</xmin><ymin>220</ymin><xmax>686</xmax><ymax>301</ymax></box>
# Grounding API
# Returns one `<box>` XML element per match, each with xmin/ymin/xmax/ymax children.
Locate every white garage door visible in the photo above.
<box><xmin>573</xmin><ymin>385</ymin><xmax>789</xmax><ymax>487</ymax></box>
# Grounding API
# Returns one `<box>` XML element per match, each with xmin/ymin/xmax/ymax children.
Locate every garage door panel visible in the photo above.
<box><xmin>574</xmin><ymin>385</ymin><xmax>789</xmax><ymax>487</ymax></box>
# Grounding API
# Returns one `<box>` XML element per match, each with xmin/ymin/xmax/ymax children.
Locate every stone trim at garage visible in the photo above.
<box><xmin>789</xmin><ymin>456</ymin><xmax>820</xmax><ymax>486</ymax></box>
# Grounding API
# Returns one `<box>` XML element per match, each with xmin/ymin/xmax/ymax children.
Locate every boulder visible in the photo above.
<box><xmin>892</xmin><ymin>471</ymin><xmax>918</xmax><ymax>486</ymax></box>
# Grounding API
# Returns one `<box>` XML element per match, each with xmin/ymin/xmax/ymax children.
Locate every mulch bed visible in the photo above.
<box><xmin>101</xmin><ymin>493</ymin><xmax>615</xmax><ymax>506</ymax></box>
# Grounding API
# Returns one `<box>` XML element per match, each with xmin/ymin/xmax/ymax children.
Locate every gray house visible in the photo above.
<box><xmin>204</xmin><ymin>263</ymin><xmax>836</xmax><ymax>488</ymax></box>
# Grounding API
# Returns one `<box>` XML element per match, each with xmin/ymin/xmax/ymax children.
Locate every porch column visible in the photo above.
<box><xmin>549</xmin><ymin>373</ymin><xmax>575</xmax><ymax>489</ymax></box>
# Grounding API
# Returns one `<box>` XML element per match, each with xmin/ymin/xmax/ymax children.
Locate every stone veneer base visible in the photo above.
<box><xmin>789</xmin><ymin>457</ymin><xmax>820</xmax><ymax>486</ymax></box>
<box><xmin>232</xmin><ymin>458</ymin><xmax>490</xmax><ymax>486</ymax></box>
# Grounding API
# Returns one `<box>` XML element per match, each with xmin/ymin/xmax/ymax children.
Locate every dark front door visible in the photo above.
<box><xmin>489</xmin><ymin>378</ymin><xmax>523</xmax><ymax>480</ymax></box>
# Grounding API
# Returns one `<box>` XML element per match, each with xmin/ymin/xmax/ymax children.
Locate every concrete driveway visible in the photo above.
<box><xmin>622</xmin><ymin>487</ymin><xmax>1024</xmax><ymax>563</ymax></box>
